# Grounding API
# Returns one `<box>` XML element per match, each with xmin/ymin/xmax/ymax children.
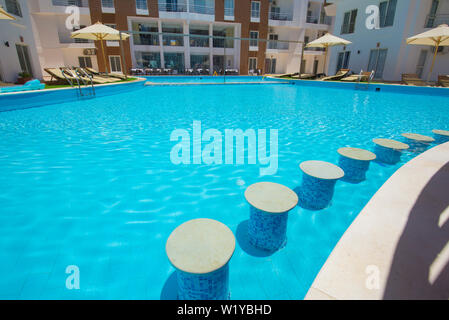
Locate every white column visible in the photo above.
<box><xmin>184</xmin><ymin>21</ymin><xmax>191</xmax><ymax>70</ymax></box>
<box><xmin>158</xmin><ymin>20</ymin><xmax>165</xmax><ymax>68</ymax></box>
<box><xmin>209</xmin><ymin>23</ymin><xmax>214</xmax><ymax>74</ymax></box>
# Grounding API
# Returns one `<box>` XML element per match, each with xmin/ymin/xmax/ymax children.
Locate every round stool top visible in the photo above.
<box><xmin>299</xmin><ymin>160</ymin><xmax>345</xmax><ymax>180</ymax></box>
<box><xmin>245</xmin><ymin>182</ymin><xmax>298</xmax><ymax>213</ymax></box>
<box><xmin>166</xmin><ymin>218</ymin><xmax>235</xmax><ymax>274</ymax></box>
<box><xmin>432</xmin><ymin>129</ymin><xmax>449</xmax><ymax>137</ymax></box>
<box><xmin>337</xmin><ymin>147</ymin><xmax>376</xmax><ymax>161</ymax></box>
<box><xmin>401</xmin><ymin>133</ymin><xmax>435</xmax><ymax>143</ymax></box>
<box><xmin>373</xmin><ymin>138</ymin><xmax>409</xmax><ymax>150</ymax></box>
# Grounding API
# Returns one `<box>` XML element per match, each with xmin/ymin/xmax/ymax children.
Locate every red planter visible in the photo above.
<box><xmin>17</xmin><ymin>77</ymin><xmax>32</xmax><ymax>84</ymax></box>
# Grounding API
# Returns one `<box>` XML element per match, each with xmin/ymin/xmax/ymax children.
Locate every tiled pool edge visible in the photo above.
<box><xmin>268</xmin><ymin>76</ymin><xmax>449</xmax><ymax>96</ymax></box>
<box><xmin>0</xmin><ymin>78</ymin><xmax>147</xmax><ymax>112</ymax></box>
<box><xmin>305</xmin><ymin>142</ymin><xmax>449</xmax><ymax>300</ymax></box>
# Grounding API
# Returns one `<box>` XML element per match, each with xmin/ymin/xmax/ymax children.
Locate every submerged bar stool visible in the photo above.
<box><xmin>337</xmin><ymin>147</ymin><xmax>376</xmax><ymax>183</ymax></box>
<box><xmin>298</xmin><ymin>161</ymin><xmax>344</xmax><ymax>210</ymax></box>
<box><xmin>372</xmin><ymin>138</ymin><xmax>409</xmax><ymax>165</ymax></box>
<box><xmin>166</xmin><ymin>218</ymin><xmax>235</xmax><ymax>300</ymax></box>
<box><xmin>245</xmin><ymin>182</ymin><xmax>298</xmax><ymax>251</ymax></box>
<box><xmin>401</xmin><ymin>133</ymin><xmax>435</xmax><ymax>153</ymax></box>
<box><xmin>432</xmin><ymin>129</ymin><xmax>449</xmax><ymax>144</ymax></box>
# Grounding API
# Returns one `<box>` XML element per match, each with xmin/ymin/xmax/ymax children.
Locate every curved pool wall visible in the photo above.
<box><xmin>0</xmin><ymin>78</ymin><xmax>448</xmax><ymax>300</ymax></box>
<box><xmin>0</xmin><ymin>79</ymin><xmax>146</xmax><ymax>112</ymax></box>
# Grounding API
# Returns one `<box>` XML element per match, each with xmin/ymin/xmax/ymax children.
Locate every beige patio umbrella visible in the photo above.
<box><xmin>305</xmin><ymin>33</ymin><xmax>351</xmax><ymax>75</ymax></box>
<box><xmin>71</xmin><ymin>22</ymin><xmax>130</xmax><ymax>73</ymax></box>
<box><xmin>406</xmin><ymin>24</ymin><xmax>449</xmax><ymax>82</ymax></box>
<box><xmin>0</xmin><ymin>6</ymin><xmax>16</xmax><ymax>20</ymax></box>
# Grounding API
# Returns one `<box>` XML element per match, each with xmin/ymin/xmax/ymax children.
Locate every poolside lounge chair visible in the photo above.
<box><xmin>85</xmin><ymin>67</ymin><xmax>127</xmax><ymax>80</ymax></box>
<box><xmin>321</xmin><ymin>69</ymin><xmax>350</xmax><ymax>81</ymax></box>
<box><xmin>290</xmin><ymin>73</ymin><xmax>318</xmax><ymax>80</ymax></box>
<box><xmin>45</xmin><ymin>68</ymin><xmax>81</xmax><ymax>84</ymax></box>
<box><xmin>438</xmin><ymin>75</ymin><xmax>449</xmax><ymax>87</ymax></box>
<box><xmin>341</xmin><ymin>71</ymin><xmax>374</xmax><ymax>82</ymax></box>
<box><xmin>402</xmin><ymin>73</ymin><xmax>427</xmax><ymax>86</ymax></box>
<box><xmin>77</xmin><ymin>68</ymin><xmax>118</xmax><ymax>84</ymax></box>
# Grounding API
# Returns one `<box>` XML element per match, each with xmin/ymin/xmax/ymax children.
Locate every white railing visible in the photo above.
<box><xmin>306</xmin><ymin>15</ymin><xmax>332</xmax><ymax>25</ymax></box>
<box><xmin>158</xmin><ymin>1</ymin><xmax>187</xmax><ymax>12</ymax></box>
<box><xmin>189</xmin><ymin>3</ymin><xmax>214</xmax><ymax>15</ymax></box>
<box><xmin>269</xmin><ymin>12</ymin><xmax>293</xmax><ymax>21</ymax></box>
<box><xmin>268</xmin><ymin>41</ymin><xmax>289</xmax><ymax>50</ymax></box>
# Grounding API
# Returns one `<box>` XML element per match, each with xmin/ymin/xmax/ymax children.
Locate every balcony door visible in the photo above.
<box><xmin>367</xmin><ymin>48</ymin><xmax>388</xmax><ymax>79</ymax></box>
<box><xmin>16</xmin><ymin>44</ymin><xmax>33</xmax><ymax>77</ymax></box>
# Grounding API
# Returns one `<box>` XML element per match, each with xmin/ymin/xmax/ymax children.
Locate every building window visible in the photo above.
<box><xmin>251</xmin><ymin>1</ymin><xmax>260</xmax><ymax>21</ymax></box>
<box><xmin>336</xmin><ymin>51</ymin><xmax>351</xmax><ymax>73</ymax></box>
<box><xmin>367</xmin><ymin>48</ymin><xmax>388</xmax><ymax>79</ymax></box>
<box><xmin>248</xmin><ymin>57</ymin><xmax>257</xmax><ymax>72</ymax></box>
<box><xmin>162</xmin><ymin>23</ymin><xmax>184</xmax><ymax>47</ymax></box>
<box><xmin>132</xmin><ymin>22</ymin><xmax>159</xmax><ymax>46</ymax></box>
<box><xmin>224</xmin><ymin>0</ymin><xmax>234</xmax><ymax>18</ymax></box>
<box><xmin>101</xmin><ymin>0</ymin><xmax>114</xmax><ymax>8</ymax></box>
<box><xmin>190</xmin><ymin>24</ymin><xmax>210</xmax><ymax>48</ymax></box>
<box><xmin>109</xmin><ymin>56</ymin><xmax>122</xmax><ymax>73</ymax></box>
<box><xmin>341</xmin><ymin>9</ymin><xmax>357</xmax><ymax>34</ymax></box>
<box><xmin>426</xmin><ymin>0</ymin><xmax>440</xmax><ymax>28</ymax></box>
<box><xmin>5</xmin><ymin>0</ymin><xmax>22</xmax><ymax>17</ymax></box>
<box><xmin>249</xmin><ymin>31</ymin><xmax>258</xmax><ymax>48</ymax></box>
<box><xmin>79</xmin><ymin>56</ymin><xmax>93</xmax><ymax>68</ymax></box>
<box><xmin>136</xmin><ymin>0</ymin><xmax>148</xmax><ymax>10</ymax></box>
<box><xmin>379</xmin><ymin>0</ymin><xmax>397</xmax><ymax>28</ymax></box>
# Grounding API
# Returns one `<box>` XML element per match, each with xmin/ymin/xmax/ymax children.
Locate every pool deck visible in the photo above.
<box><xmin>305</xmin><ymin>141</ymin><xmax>449</xmax><ymax>300</ymax></box>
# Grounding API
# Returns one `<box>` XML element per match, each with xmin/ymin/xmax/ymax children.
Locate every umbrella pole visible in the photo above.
<box><xmin>323</xmin><ymin>46</ymin><xmax>328</xmax><ymax>75</ymax></box>
<box><xmin>427</xmin><ymin>42</ymin><xmax>440</xmax><ymax>83</ymax></box>
<box><xmin>100</xmin><ymin>39</ymin><xmax>108</xmax><ymax>74</ymax></box>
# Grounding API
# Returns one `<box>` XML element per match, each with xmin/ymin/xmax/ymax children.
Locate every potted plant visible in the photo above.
<box><xmin>17</xmin><ymin>71</ymin><xmax>32</xmax><ymax>84</ymax></box>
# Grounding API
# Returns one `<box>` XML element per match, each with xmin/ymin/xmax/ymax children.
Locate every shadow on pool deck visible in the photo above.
<box><xmin>383</xmin><ymin>161</ymin><xmax>449</xmax><ymax>299</ymax></box>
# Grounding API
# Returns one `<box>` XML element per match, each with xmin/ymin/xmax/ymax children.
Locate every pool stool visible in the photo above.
<box><xmin>337</xmin><ymin>147</ymin><xmax>376</xmax><ymax>183</ymax></box>
<box><xmin>432</xmin><ymin>129</ymin><xmax>449</xmax><ymax>144</ymax></box>
<box><xmin>372</xmin><ymin>139</ymin><xmax>409</xmax><ymax>165</ymax></box>
<box><xmin>401</xmin><ymin>133</ymin><xmax>435</xmax><ymax>153</ymax></box>
<box><xmin>298</xmin><ymin>161</ymin><xmax>344</xmax><ymax>210</ymax></box>
<box><xmin>166</xmin><ymin>218</ymin><xmax>235</xmax><ymax>300</ymax></box>
<box><xmin>245</xmin><ymin>182</ymin><xmax>298</xmax><ymax>251</ymax></box>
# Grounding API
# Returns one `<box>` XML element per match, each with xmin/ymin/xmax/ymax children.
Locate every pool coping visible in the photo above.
<box><xmin>0</xmin><ymin>77</ymin><xmax>147</xmax><ymax>97</ymax></box>
<box><xmin>267</xmin><ymin>76</ymin><xmax>449</xmax><ymax>96</ymax></box>
<box><xmin>305</xmin><ymin>141</ymin><xmax>449</xmax><ymax>300</ymax></box>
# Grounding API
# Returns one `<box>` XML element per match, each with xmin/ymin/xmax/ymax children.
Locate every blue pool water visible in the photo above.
<box><xmin>145</xmin><ymin>75</ymin><xmax>269</xmax><ymax>83</ymax></box>
<box><xmin>0</xmin><ymin>82</ymin><xmax>448</xmax><ymax>299</ymax></box>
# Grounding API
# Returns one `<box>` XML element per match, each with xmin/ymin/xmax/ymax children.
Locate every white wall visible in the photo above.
<box><xmin>0</xmin><ymin>0</ymin><xmax>42</xmax><ymax>82</ymax></box>
<box><xmin>328</xmin><ymin>0</ymin><xmax>449</xmax><ymax>81</ymax></box>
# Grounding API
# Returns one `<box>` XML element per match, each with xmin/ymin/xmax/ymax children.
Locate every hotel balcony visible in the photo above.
<box><xmin>158</xmin><ymin>1</ymin><xmax>214</xmax><ymax>21</ymax></box>
<box><xmin>268</xmin><ymin>0</ymin><xmax>297</xmax><ymax>27</ymax></box>
<box><xmin>58</xmin><ymin>35</ymin><xmax>95</xmax><ymax>48</ymax></box>
<box><xmin>306</xmin><ymin>14</ymin><xmax>332</xmax><ymax>26</ymax></box>
<box><xmin>425</xmin><ymin>14</ymin><xmax>449</xmax><ymax>28</ymax></box>
<box><xmin>266</xmin><ymin>41</ymin><xmax>290</xmax><ymax>54</ymax></box>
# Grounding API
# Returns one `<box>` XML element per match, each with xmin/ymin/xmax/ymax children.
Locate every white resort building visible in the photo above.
<box><xmin>327</xmin><ymin>0</ymin><xmax>449</xmax><ymax>82</ymax></box>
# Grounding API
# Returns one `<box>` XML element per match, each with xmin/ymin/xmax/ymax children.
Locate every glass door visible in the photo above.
<box><xmin>16</xmin><ymin>44</ymin><xmax>33</xmax><ymax>76</ymax></box>
<box><xmin>368</xmin><ymin>48</ymin><xmax>388</xmax><ymax>79</ymax></box>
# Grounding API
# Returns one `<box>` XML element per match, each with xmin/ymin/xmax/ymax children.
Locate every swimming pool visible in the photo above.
<box><xmin>0</xmin><ymin>81</ymin><xmax>448</xmax><ymax>299</ymax></box>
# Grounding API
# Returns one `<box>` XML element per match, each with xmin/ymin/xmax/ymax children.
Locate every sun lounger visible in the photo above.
<box><xmin>85</xmin><ymin>67</ymin><xmax>127</xmax><ymax>80</ymax></box>
<box><xmin>0</xmin><ymin>79</ymin><xmax>45</xmax><ymax>93</ymax></box>
<box><xmin>341</xmin><ymin>71</ymin><xmax>374</xmax><ymax>82</ymax></box>
<box><xmin>77</xmin><ymin>68</ymin><xmax>118</xmax><ymax>84</ymax></box>
<box><xmin>321</xmin><ymin>69</ymin><xmax>350</xmax><ymax>81</ymax></box>
<box><xmin>438</xmin><ymin>75</ymin><xmax>449</xmax><ymax>87</ymax></box>
<box><xmin>402</xmin><ymin>73</ymin><xmax>427</xmax><ymax>86</ymax></box>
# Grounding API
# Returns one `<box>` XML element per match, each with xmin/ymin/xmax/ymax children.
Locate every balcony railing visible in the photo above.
<box><xmin>189</xmin><ymin>36</ymin><xmax>210</xmax><ymax>47</ymax></box>
<box><xmin>425</xmin><ymin>14</ymin><xmax>449</xmax><ymax>28</ymax></box>
<box><xmin>269</xmin><ymin>12</ymin><xmax>293</xmax><ymax>21</ymax></box>
<box><xmin>268</xmin><ymin>41</ymin><xmax>289</xmax><ymax>50</ymax></box>
<box><xmin>158</xmin><ymin>2</ymin><xmax>187</xmax><ymax>13</ymax></box>
<box><xmin>304</xmin><ymin>46</ymin><xmax>326</xmax><ymax>52</ymax></box>
<box><xmin>52</xmin><ymin>0</ymin><xmax>89</xmax><ymax>7</ymax></box>
<box><xmin>306</xmin><ymin>15</ymin><xmax>332</xmax><ymax>25</ymax></box>
<box><xmin>189</xmin><ymin>4</ymin><xmax>214</xmax><ymax>15</ymax></box>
